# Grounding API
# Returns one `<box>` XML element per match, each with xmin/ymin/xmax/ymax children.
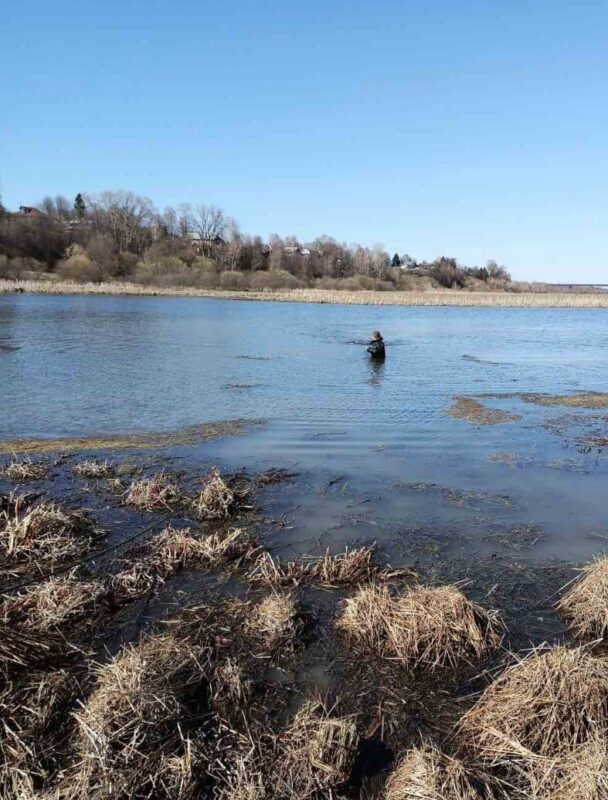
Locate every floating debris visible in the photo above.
<box><xmin>447</xmin><ymin>397</ymin><xmax>521</xmax><ymax>425</ymax></box>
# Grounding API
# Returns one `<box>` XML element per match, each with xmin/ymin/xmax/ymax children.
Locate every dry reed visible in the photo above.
<box><xmin>383</xmin><ymin>743</ymin><xmax>491</xmax><ymax>800</ymax></box>
<box><xmin>245</xmin><ymin>592</ymin><xmax>300</xmax><ymax>652</ymax></box>
<box><xmin>458</xmin><ymin>646</ymin><xmax>608</xmax><ymax>788</ymax></box>
<box><xmin>247</xmin><ymin>545</ymin><xmax>410</xmax><ymax>589</ymax></box>
<box><xmin>0</xmin><ymin>501</ymin><xmax>94</xmax><ymax>566</ymax></box>
<box><xmin>556</xmin><ymin>556</ymin><xmax>608</xmax><ymax>640</ymax></box>
<box><xmin>277</xmin><ymin>699</ymin><xmax>359</xmax><ymax>798</ymax></box>
<box><xmin>337</xmin><ymin>584</ymin><xmax>501</xmax><ymax>671</ymax></box>
<box><xmin>70</xmin><ymin>631</ymin><xmax>210</xmax><ymax>799</ymax></box>
<box><xmin>0</xmin><ymin>457</ymin><xmax>48</xmax><ymax>482</ymax></box>
<box><xmin>125</xmin><ymin>471</ymin><xmax>183</xmax><ymax>510</ymax></box>
<box><xmin>72</xmin><ymin>459</ymin><xmax>112</xmax><ymax>478</ymax></box>
<box><xmin>6</xmin><ymin>279</ymin><xmax>608</xmax><ymax>308</ymax></box>
<box><xmin>191</xmin><ymin>467</ymin><xmax>236</xmax><ymax>519</ymax></box>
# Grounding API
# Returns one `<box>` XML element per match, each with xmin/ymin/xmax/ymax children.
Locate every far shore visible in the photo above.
<box><xmin>2</xmin><ymin>278</ymin><xmax>608</xmax><ymax>308</ymax></box>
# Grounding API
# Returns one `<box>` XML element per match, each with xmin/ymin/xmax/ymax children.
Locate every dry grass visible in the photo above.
<box><xmin>247</xmin><ymin>545</ymin><xmax>411</xmax><ymax>589</ymax></box>
<box><xmin>0</xmin><ymin>624</ymin><xmax>65</xmax><ymax>669</ymax></box>
<box><xmin>458</xmin><ymin>646</ymin><xmax>608</xmax><ymax>783</ymax></box>
<box><xmin>447</xmin><ymin>397</ymin><xmax>521</xmax><ymax>425</ymax></box>
<box><xmin>245</xmin><ymin>592</ymin><xmax>300</xmax><ymax>652</ymax></box>
<box><xmin>0</xmin><ymin>500</ymin><xmax>94</xmax><ymax>566</ymax></box>
<box><xmin>383</xmin><ymin>743</ymin><xmax>491</xmax><ymax>800</ymax></box>
<box><xmin>1</xmin><ymin>570</ymin><xmax>104</xmax><ymax>631</ymax></box>
<box><xmin>72</xmin><ymin>459</ymin><xmax>112</xmax><ymax>478</ymax></box>
<box><xmin>6</xmin><ymin>278</ymin><xmax>608</xmax><ymax>307</ymax></box>
<box><xmin>0</xmin><ymin>457</ymin><xmax>48</xmax><ymax>482</ymax></box>
<box><xmin>125</xmin><ymin>471</ymin><xmax>183</xmax><ymax>510</ymax></box>
<box><xmin>556</xmin><ymin>556</ymin><xmax>608</xmax><ymax>640</ymax></box>
<box><xmin>70</xmin><ymin>631</ymin><xmax>210</xmax><ymax>799</ymax></box>
<box><xmin>191</xmin><ymin>467</ymin><xmax>236</xmax><ymax>519</ymax></box>
<box><xmin>277</xmin><ymin>699</ymin><xmax>359</xmax><ymax>798</ymax></box>
<box><xmin>337</xmin><ymin>584</ymin><xmax>501</xmax><ymax>671</ymax></box>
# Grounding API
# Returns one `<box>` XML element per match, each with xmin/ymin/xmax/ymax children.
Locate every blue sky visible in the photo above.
<box><xmin>2</xmin><ymin>1</ymin><xmax>607</xmax><ymax>281</ymax></box>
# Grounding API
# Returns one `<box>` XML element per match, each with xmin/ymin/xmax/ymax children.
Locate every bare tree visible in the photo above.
<box><xmin>86</xmin><ymin>191</ymin><xmax>155</xmax><ymax>253</ymax></box>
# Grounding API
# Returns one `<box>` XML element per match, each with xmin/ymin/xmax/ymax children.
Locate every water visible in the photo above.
<box><xmin>2</xmin><ymin>293</ymin><xmax>608</xmax><ymax>570</ymax></box>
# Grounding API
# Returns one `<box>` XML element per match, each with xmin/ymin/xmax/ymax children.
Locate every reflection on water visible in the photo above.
<box><xmin>2</xmin><ymin>294</ymin><xmax>608</xmax><ymax>568</ymax></box>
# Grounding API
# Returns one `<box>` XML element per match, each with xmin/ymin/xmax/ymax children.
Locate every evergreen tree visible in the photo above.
<box><xmin>74</xmin><ymin>193</ymin><xmax>86</xmax><ymax>219</ymax></box>
<box><xmin>391</xmin><ymin>252</ymin><xmax>401</xmax><ymax>267</ymax></box>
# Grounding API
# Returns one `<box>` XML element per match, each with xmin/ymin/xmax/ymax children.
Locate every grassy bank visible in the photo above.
<box><xmin>3</xmin><ymin>278</ymin><xmax>608</xmax><ymax>307</ymax></box>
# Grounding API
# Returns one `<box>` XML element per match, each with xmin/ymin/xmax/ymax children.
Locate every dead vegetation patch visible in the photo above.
<box><xmin>125</xmin><ymin>471</ymin><xmax>184</xmax><ymax>510</ymax></box>
<box><xmin>0</xmin><ymin>499</ymin><xmax>95</xmax><ymax>569</ymax></box>
<box><xmin>447</xmin><ymin>397</ymin><xmax>521</xmax><ymax>425</ymax></box>
<box><xmin>191</xmin><ymin>467</ymin><xmax>238</xmax><ymax>519</ymax></box>
<box><xmin>277</xmin><ymin>698</ymin><xmax>359</xmax><ymax>798</ymax></box>
<box><xmin>245</xmin><ymin>591</ymin><xmax>301</xmax><ymax>653</ymax></box>
<box><xmin>0</xmin><ymin>456</ymin><xmax>48</xmax><ymax>482</ymax></box>
<box><xmin>484</xmin><ymin>390</ymin><xmax>608</xmax><ymax>409</ymax></box>
<box><xmin>337</xmin><ymin>584</ymin><xmax>501</xmax><ymax>671</ymax></box>
<box><xmin>457</xmin><ymin>646</ymin><xmax>608</xmax><ymax>795</ymax></box>
<box><xmin>556</xmin><ymin>556</ymin><xmax>608</xmax><ymax>641</ymax></box>
<box><xmin>247</xmin><ymin>545</ymin><xmax>413</xmax><ymax>589</ymax></box>
<box><xmin>383</xmin><ymin>742</ymin><xmax>492</xmax><ymax>800</ymax></box>
<box><xmin>72</xmin><ymin>459</ymin><xmax>112</xmax><ymax>478</ymax></box>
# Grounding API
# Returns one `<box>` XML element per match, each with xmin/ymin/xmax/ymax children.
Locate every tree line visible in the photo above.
<box><xmin>0</xmin><ymin>191</ymin><xmax>511</xmax><ymax>291</ymax></box>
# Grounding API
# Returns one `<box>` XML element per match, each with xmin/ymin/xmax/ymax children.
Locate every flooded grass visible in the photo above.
<box><xmin>483</xmin><ymin>390</ymin><xmax>608</xmax><ymax>409</ymax></box>
<box><xmin>72</xmin><ymin>459</ymin><xmax>112</xmax><ymax>478</ymax></box>
<box><xmin>0</xmin><ymin>418</ymin><xmax>262</xmax><ymax>455</ymax></box>
<box><xmin>0</xmin><ymin>456</ymin><xmax>49</xmax><ymax>482</ymax></box>
<box><xmin>447</xmin><ymin>397</ymin><xmax>522</xmax><ymax>425</ymax></box>
<box><xmin>556</xmin><ymin>556</ymin><xmax>608</xmax><ymax>641</ymax></box>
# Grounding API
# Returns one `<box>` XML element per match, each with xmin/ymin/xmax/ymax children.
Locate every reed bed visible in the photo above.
<box><xmin>5</xmin><ymin>279</ymin><xmax>608</xmax><ymax>307</ymax></box>
<box><xmin>191</xmin><ymin>467</ymin><xmax>236</xmax><ymax>519</ymax></box>
<box><xmin>247</xmin><ymin>545</ymin><xmax>412</xmax><ymax>589</ymax></box>
<box><xmin>556</xmin><ymin>556</ymin><xmax>608</xmax><ymax>640</ymax></box>
<box><xmin>337</xmin><ymin>584</ymin><xmax>501</xmax><ymax>671</ymax></box>
<box><xmin>72</xmin><ymin>459</ymin><xmax>112</xmax><ymax>478</ymax></box>
<box><xmin>383</xmin><ymin>743</ymin><xmax>491</xmax><ymax>800</ymax></box>
<box><xmin>125</xmin><ymin>471</ymin><xmax>184</xmax><ymax>510</ymax></box>
<box><xmin>69</xmin><ymin>631</ymin><xmax>211</xmax><ymax>799</ymax></box>
<box><xmin>277</xmin><ymin>699</ymin><xmax>359</xmax><ymax>798</ymax></box>
<box><xmin>0</xmin><ymin>456</ymin><xmax>48</xmax><ymax>482</ymax></box>
<box><xmin>458</xmin><ymin>646</ymin><xmax>608</xmax><ymax>796</ymax></box>
<box><xmin>0</xmin><ymin>500</ymin><xmax>94</xmax><ymax>566</ymax></box>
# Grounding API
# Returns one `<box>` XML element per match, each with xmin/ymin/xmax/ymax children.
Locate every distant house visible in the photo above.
<box><xmin>186</xmin><ymin>234</ymin><xmax>226</xmax><ymax>254</ymax></box>
<box><xmin>17</xmin><ymin>206</ymin><xmax>47</xmax><ymax>219</ymax></box>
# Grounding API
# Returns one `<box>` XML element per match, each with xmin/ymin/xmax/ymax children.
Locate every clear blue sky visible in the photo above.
<box><xmin>2</xmin><ymin>1</ymin><xmax>607</xmax><ymax>281</ymax></box>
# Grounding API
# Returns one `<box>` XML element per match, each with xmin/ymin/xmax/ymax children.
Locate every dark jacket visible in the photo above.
<box><xmin>367</xmin><ymin>337</ymin><xmax>385</xmax><ymax>360</ymax></box>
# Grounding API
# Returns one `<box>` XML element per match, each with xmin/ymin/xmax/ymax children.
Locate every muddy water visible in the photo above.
<box><xmin>2</xmin><ymin>293</ymin><xmax>608</xmax><ymax>645</ymax></box>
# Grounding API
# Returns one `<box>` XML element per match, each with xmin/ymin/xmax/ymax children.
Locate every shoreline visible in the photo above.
<box><xmin>2</xmin><ymin>278</ymin><xmax>608</xmax><ymax>307</ymax></box>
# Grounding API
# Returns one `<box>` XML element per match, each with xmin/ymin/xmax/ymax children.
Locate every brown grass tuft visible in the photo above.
<box><xmin>245</xmin><ymin>592</ymin><xmax>300</xmax><ymax>652</ymax></box>
<box><xmin>337</xmin><ymin>584</ymin><xmax>501</xmax><ymax>671</ymax></box>
<box><xmin>277</xmin><ymin>699</ymin><xmax>359</xmax><ymax>798</ymax></box>
<box><xmin>556</xmin><ymin>556</ymin><xmax>608</xmax><ymax>641</ymax></box>
<box><xmin>0</xmin><ymin>501</ymin><xmax>94</xmax><ymax>566</ymax></box>
<box><xmin>0</xmin><ymin>623</ymin><xmax>65</xmax><ymax>669</ymax></box>
<box><xmin>0</xmin><ymin>457</ymin><xmax>48</xmax><ymax>482</ymax></box>
<box><xmin>72</xmin><ymin>459</ymin><xmax>112</xmax><ymax>478</ymax></box>
<box><xmin>383</xmin><ymin>743</ymin><xmax>491</xmax><ymax>800</ymax></box>
<box><xmin>458</xmin><ymin>646</ymin><xmax>608</xmax><ymax>769</ymax></box>
<box><xmin>247</xmin><ymin>545</ymin><xmax>410</xmax><ymax>589</ymax></box>
<box><xmin>125</xmin><ymin>471</ymin><xmax>183</xmax><ymax>510</ymax></box>
<box><xmin>191</xmin><ymin>467</ymin><xmax>235</xmax><ymax>519</ymax></box>
<box><xmin>71</xmin><ymin>631</ymin><xmax>210</xmax><ymax>798</ymax></box>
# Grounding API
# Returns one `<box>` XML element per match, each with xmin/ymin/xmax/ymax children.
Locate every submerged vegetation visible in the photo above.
<box><xmin>447</xmin><ymin>397</ymin><xmax>522</xmax><ymax>425</ymax></box>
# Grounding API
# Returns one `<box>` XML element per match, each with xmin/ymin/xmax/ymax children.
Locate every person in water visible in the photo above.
<box><xmin>367</xmin><ymin>330</ymin><xmax>385</xmax><ymax>360</ymax></box>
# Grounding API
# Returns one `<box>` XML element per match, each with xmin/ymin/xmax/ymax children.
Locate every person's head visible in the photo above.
<box><xmin>372</xmin><ymin>330</ymin><xmax>382</xmax><ymax>341</ymax></box>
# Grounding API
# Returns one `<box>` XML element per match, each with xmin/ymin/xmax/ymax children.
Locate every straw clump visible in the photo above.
<box><xmin>0</xmin><ymin>457</ymin><xmax>48</xmax><ymax>482</ymax></box>
<box><xmin>458</xmin><ymin>646</ymin><xmax>608</xmax><ymax>794</ymax></box>
<box><xmin>125</xmin><ymin>471</ymin><xmax>183</xmax><ymax>510</ymax></box>
<box><xmin>70</xmin><ymin>631</ymin><xmax>211</xmax><ymax>799</ymax></box>
<box><xmin>337</xmin><ymin>584</ymin><xmax>501</xmax><ymax>671</ymax></box>
<box><xmin>72</xmin><ymin>459</ymin><xmax>112</xmax><ymax>478</ymax></box>
<box><xmin>191</xmin><ymin>467</ymin><xmax>236</xmax><ymax>519</ymax></box>
<box><xmin>383</xmin><ymin>743</ymin><xmax>491</xmax><ymax>800</ymax></box>
<box><xmin>0</xmin><ymin>500</ymin><xmax>94</xmax><ymax>566</ymax></box>
<box><xmin>277</xmin><ymin>699</ymin><xmax>359</xmax><ymax>798</ymax></box>
<box><xmin>557</xmin><ymin>556</ymin><xmax>608</xmax><ymax>640</ymax></box>
<box><xmin>245</xmin><ymin>592</ymin><xmax>300</xmax><ymax>652</ymax></box>
<box><xmin>248</xmin><ymin>545</ymin><xmax>410</xmax><ymax>589</ymax></box>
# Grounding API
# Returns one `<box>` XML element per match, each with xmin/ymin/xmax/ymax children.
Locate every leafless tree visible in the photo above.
<box><xmin>86</xmin><ymin>191</ymin><xmax>155</xmax><ymax>253</ymax></box>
